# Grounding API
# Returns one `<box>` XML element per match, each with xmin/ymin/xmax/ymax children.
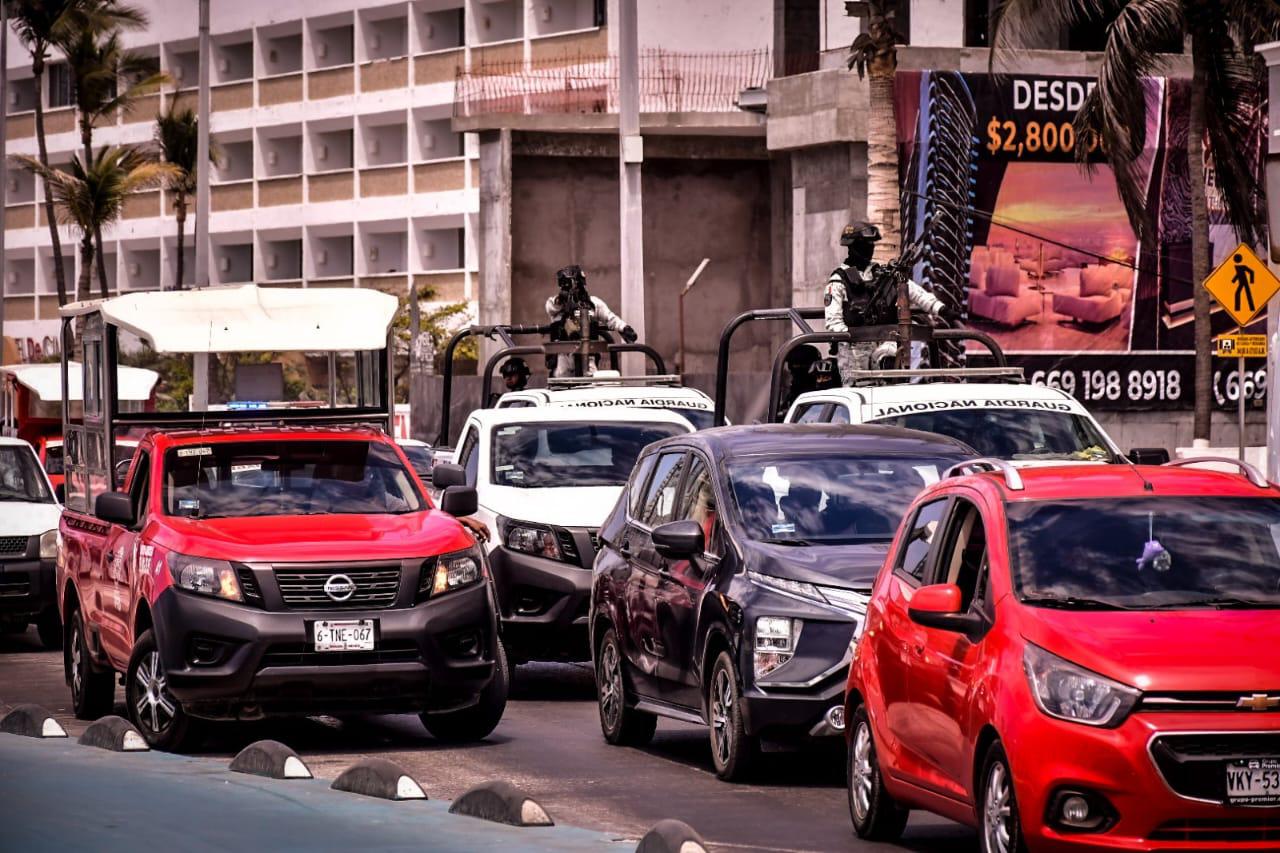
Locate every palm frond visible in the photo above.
<box><xmin>989</xmin><ymin>0</ymin><xmax>1110</xmax><ymax>70</ymax></box>
<box><xmin>1201</xmin><ymin>35</ymin><xmax>1268</xmax><ymax>246</ymax></box>
<box><xmin>1222</xmin><ymin>0</ymin><xmax>1280</xmax><ymax>52</ymax></box>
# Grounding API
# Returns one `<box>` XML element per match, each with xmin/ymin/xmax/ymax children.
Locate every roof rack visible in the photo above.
<box><xmin>546</xmin><ymin>374</ymin><xmax>684</xmax><ymax>389</ymax></box>
<box><xmin>847</xmin><ymin>366</ymin><xmax>1024</xmax><ymax>386</ymax></box>
<box><xmin>1163</xmin><ymin>457</ymin><xmax>1270</xmax><ymax>488</ymax></box>
<box><xmin>944</xmin><ymin>457</ymin><xmax>1025</xmax><ymax>491</ymax></box>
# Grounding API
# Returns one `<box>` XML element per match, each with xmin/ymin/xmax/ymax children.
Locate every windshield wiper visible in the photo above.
<box><xmin>758</xmin><ymin>537</ymin><xmax>817</xmax><ymax>546</ymax></box>
<box><xmin>1020</xmin><ymin>595</ymin><xmax>1135</xmax><ymax>611</ymax></box>
<box><xmin>1147</xmin><ymin>596</ymin><xmax>1280</xmax><ymax>610</ymax></box>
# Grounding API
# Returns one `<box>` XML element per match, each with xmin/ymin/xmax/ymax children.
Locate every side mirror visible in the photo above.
<box><xmin>94</xmin><ymin>491</ymin><xmax>134</xmax><ymax>527</ymax></box>
<box><xmin>432</xmin><ymin>462</ymin><xmax>466</xmax><ymax>489</ymax></box>
<box><xmin>54</xmin><ymin>483</ymin><xmax>66</xmax><ymax>504</ymax></box>
<box><xmin>1128</xmin><ymin>447</ymin><xmax>1171</xmax><ymax>465</ymax></box>
<box><xmin>440</xmin><ymin>485</ymin><xmax>478</xmax><ymax>518</ymax></box>
<box><xmin>908</xmin><ymin>583</ymin><xmax>988</xmax><ymax>640</ymax></box>
<box><xmin>652</xmin><ymin>519</ymin><xmax>705</xmax><ymax>559</ymax></box>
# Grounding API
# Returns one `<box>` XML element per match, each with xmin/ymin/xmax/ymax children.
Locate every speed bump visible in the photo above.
<box><xmin>78</xmin><ymin>716</ymin><xmax>148</xmax><ymax>752</ymax></box>
<box><xmin>447</xmin><ymin>780</ymin><xmax>554</xmax><ymax>827</ymax></box>
<box><xmin>636</xmin><ymin>819</ymin><xmax>709</xmax><ymax>853</ymax></box>
<box><xmin>331</xmin><ymin>757</ymin><xmax>426</xmax><ymax>801</ymax></box>
<box><xmin>229</xmin><ymin>739</ymin><xmax>312</xmax><ymax>779</ymax></box>
<box><xmin>0</xmin><ymin>704</ymin><xmax>67</xmax><ymax>739</ymax></box>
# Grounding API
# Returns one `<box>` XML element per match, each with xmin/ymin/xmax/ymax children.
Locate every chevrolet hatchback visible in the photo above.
<box><xmin>846</xmin><ymin>458</ymin><xmax>1280</xmax><ymax>852</ymax></box>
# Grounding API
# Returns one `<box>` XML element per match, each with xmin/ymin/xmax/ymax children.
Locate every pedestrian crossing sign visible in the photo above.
<box><xmin>1204</xmin><ymin>243</ymin><xmax>1280</xmax><ymax>328</ymax></box>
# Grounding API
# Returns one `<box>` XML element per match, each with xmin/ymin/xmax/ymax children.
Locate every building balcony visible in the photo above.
<box><xmin>308</xmin><ymin>170</ymin><xmax>355</xmax><ymax>203</ymax></box>
<box><xmin>212</xmin><ymin>181</ymin><xmax>254</xmax><ymax>211</ymax></box>
<box><xmin>308</xmin><ymin>65</ymin><xmax>356</xmax><ymax>100</ymax></box>
<box><xmin>259</xmin><ymin>176</ymin><xmax>303</xmax><ymax>207</ymax></box>
<box><xmin>359</xmin><ymin>165</ymin><xmax>409</xmax><ymax>197</ymax></box>
<box><xmin>360</xmin><ymin>57</ymin><xmax>409</xmax><ymax>93</ymax></box>
<box><xmin>414</xmin><ymin>48</ymin><xmax>464</xmax><ymax>87</ymax></box>
<box><xmin>259</xmin><ymin>73</ymin><xmax>304</xmax><ymax>107</ymax></box>
<box><xmin>412</xmin><ymin>159</ymin><xmax>468</xmax><ymax>194</ymax></box>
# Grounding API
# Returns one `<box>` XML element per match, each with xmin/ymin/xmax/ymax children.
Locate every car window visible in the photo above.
<box><xmin>871</xmin><ymin>408</ymin><xmax>1112</xmax><ymax>462</ymax></box>
<box><xmin>829</xmin><ymin>405</ymin><xmax>852</xmax><ymax>425</ymax></box>
<box><xmin>629</xmin><ymin>453</ymin><xmax>659</xmax><ymax>517</ymax></box>
<box><xmin>897</xmin><ymin>499</ymin><xmax>949</xmax><ymax>584</ymax></box>
<box><xmin>43</xmin><ymin>444</ymin><xmax>64</xmax><ymax>475</ymax></box>
<box><xmin>792</xmin><ymin>403</ymin><xmax>828</xmax><ymax>424</ymax></box>
<box><xmin>935</xmin><ymin>499</ymin><xmax>988</xmax><ymax>611</ymax></box>
<box><xmin>458</xmin><ymin>427</ymin><xmax>480</xmax><ymax>486</ymax></box>
<box><xmin>678</xmin><ymin>456</ymin><xmax>723</xmax><ymax>557</ymax></box>
<box><xmin>129</xmin><ymin>452</ymin><xmax>151</xmax><ymax>526</ymax></box>
<box><xmin>0</xmin><ymin>444</ymin><xmax>55</xmax><ymax>503</ymax></box>
<box><xmin>491</xmin><ymin>422</ymin><xmax>686</xmax><ymax>489</ymax></box>
<box><xmin>638</xmin><ymin>452</ymin><xmax>687</xmax><ymax>528</ymax></box>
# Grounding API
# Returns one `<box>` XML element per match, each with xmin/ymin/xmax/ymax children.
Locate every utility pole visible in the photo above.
<box><xmin>618</xmin><ymin>0</ymin><xmax>645</xmax><ymax>374</ymax></box>
<box><xmin>1260</xmin><ymin>42</ymin><xmax>1280</xmax><ymax>481</ymax></box>
<box><xmin>192</xmin><ymin>0</ymin><xmax>212</xmax><ymax>409</ymax></box>
<box><xmin>1</xmin><ymin>1</ymin><xmax>9</xmax><ymax>361</ymax></box>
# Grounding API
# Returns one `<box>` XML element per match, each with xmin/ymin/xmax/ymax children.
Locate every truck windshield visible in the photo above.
<box><xmin>0</xmin><ymin>445</ymin><xmax>54</xmax><ymax>503</ymax></box>
<box><xmin>491</xmin><ymin>421</ymin><xmax>687</xmax><ymax>488</ymax></box>
<box><xmin>728</xmin><ymin>455</ymin><xmax>951</xmax><ymax>544</ymax></box>
<box><xmin>163</xmin><ymin>440</ymin><xmax>424</xmax><ymax>518</ymax></box>
<box><xmin>871</xmin><ymin>408</ymin><xmax>1113</xmax><ymax>462</ymax></box>
<box><xmin>1009</xmin><ymin>497</ymin><xmax>1280</xmax><ymax>610</ymax></box>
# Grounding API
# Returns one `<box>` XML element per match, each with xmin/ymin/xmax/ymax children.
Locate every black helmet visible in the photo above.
<box><xmin>501</xmin><ymin>357</ymin><xmax>530</xmax><ymax>379</ymax></box>
<box><xmin>556</xmin><ymin>265</ymin><xmax>586</xmax><ymax>289</ymax></box>
<box><xmin>840</xmin><ymin>221</ymin><xmax>881</xmax><ymax>247</ymax></box>
<box><xmin>785</xmin><ymin>344</ymin><xmax>821</xmax><ymax>370</ymax></box>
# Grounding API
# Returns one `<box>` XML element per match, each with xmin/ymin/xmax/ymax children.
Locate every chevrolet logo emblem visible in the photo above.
<box><xmin>1237</xmin><ymin>694</ymin><xmax>1280</xmax><ymax>711</ymax></box>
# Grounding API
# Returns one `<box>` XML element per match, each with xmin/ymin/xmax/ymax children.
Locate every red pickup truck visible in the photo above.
<box><xmin>59</xmin><ymin>426</ymin><xmax>505</xmax><ymax>750</ymax></box>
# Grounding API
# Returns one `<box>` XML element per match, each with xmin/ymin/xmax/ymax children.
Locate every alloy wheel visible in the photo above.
<box><xmin>983</xmin><ymin>760</ymin><xmax>1013</xmax><ymax>853</ymax></box>
<box><xmin>851</xmin><ymin>720</ymin><xmax>874</xmax><ymax>821</ymax></box>
<box><xmin>710</xmin><ymin>667</ymin><xmax>733</xmax><ymax>766</ymax></box>
<box><xmin>599</xmin><ymin>640</ymin><xmax>622</xmax><ymax>731</ymax></box>
<box><xmin>70</xmin><ymin>623</ymin><xmax>83</xmax><ymax>698</ymax></box>
<box><xmin>134</xmin><ymin>650</ymin><xmax>176</xmax><ymax>736</ymax></box>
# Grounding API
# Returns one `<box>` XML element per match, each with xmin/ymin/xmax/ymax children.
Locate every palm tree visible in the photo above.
<box><xmin>992</xmin><ymin>1</ymin><xmax>1280</xmax><ymax>443</ymax></box>
<box><xmin>152</xmin><ymin>100</ymin><xmax>218</xmax><ymax>290</ymax></box>
<box><xmin>848</xmin><ymin>1</ymin><xmax>908</xmax><ymax>364</ymax></box>
<box><xmin>62</xmin><ymin>4</ymin><xmax>158</xmax><ymax>298</ymax></box>
<box><xmin>15</xmin><ymin>146</ymin><xmax>177</xmax><ymax>301</ymax></box>
<box><xmin>6</xmin><ymin>0</ymin><xmax>80</xmax><ymax>305</ymax></box>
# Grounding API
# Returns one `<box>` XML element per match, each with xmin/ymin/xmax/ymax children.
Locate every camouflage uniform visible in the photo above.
<box><xmin>824</xmin><ymin>264</ymin><xmax>945</xmax><ymax>385</ymax></box>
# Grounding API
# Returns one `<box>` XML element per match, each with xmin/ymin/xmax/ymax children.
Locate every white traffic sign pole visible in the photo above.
<box><xmin>1240</xmin><ymin>350</ymin><xmax>1247</xmax><ymax>461</ymax></box>
<box><xmin>1260</xmin><ymin>41</ymin><xmax>1280</xmax><ymax>480</ymax></box>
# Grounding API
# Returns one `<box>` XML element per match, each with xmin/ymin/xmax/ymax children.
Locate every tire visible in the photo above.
<box><xmin>36</xmin><ymin>608</ymin><xmax>62</xmax><ymax>651</ymax></box>
<box><xmin>68</xmin><ymin>609</ymin><xmax>114</xmax><ymax>720</ymax></box>
<box><xmin>707</xmin><ymin>650</ymin><xmax>760</xmax><ymax>782</ymax></box>
<box><xmin>847</xmin><ymin>705</ymin><xmax>909</xmax><ymax>841</ymax></box>
<box><xmin>979</xmin><ymin>741</ymin><xmax>1029</xmax><ymax>853</ymax></box>
<box><xmin>595</xmin><ymin>628</ymin><xmax>657</xmax><ymax>747</ymax></box>
<box><xmin>420</xmin><ymin>639</ymin><xmax>509</xmax><ymax>743</ymax></box>
<box><xmin>126</xmin><ymin>629</ymin><xmax>198</xmax><ymax>752</ymax></box>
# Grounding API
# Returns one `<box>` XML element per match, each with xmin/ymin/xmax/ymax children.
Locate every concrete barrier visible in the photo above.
<box><xmin>636</xmin><ymin>819</ymin><xmax>709</xmax><ymax>853</ymax></box>
<box><xmin>78</xmin><ymin>716</ymin><xmax>148</xmax><ymax>752</ymax></box>
<box><xmin>331</xmin><ymin>757</ymin><xmax>427</xmax><ymax>801</ymax></box>
<box><xmin>0</xmin><ymin>704</ymin><xmax>67</xmax><ymax>739</ymax></box>
<box><xmin>229</xmin><ymin>740</ymin><xmax>312</xmax><ymax>779</ymax></box>
<box><xmin>447</xmin><ymin>780</ymin><xmax>554</xmax><ymax>827</ymax></box>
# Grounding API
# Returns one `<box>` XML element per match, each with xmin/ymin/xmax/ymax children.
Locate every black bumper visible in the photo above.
<box><xmin>738</xmin><ymin>616</ymin><xmax>855</xmax><ymax>740</ymax></box>
<box><xmin>0</xmin><ymin>557</ymin><xmax>56</xmax><ymax>620</ymax></box>
<box><xmin>151</xmin><ymin>582</ymin><xmax>498</xmax><ymax>721</ymax></box>
<box><xmin>487</xmin><ymin>546</ymin><xmax>591</xmax><ymax>663</ymax></box>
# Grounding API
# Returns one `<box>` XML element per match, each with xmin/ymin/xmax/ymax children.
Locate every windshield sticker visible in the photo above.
<box><xmin>498</xmin><ymin>427</ymin><xmax>522</xmax><ymax>436</ymax></box>
<box><xmin>871</xmin><ymin>399</ymin><xmax>1075</xmax><ymax>418</ymax></box>
<box><xmin>177</xmin><ymin>447</ymin><xmax>213</xmax><ymax>457</ymax></box>
<box><xmin>495</xmin><ymin>464</ymin><xmax>514</xmax><ymax>472</ymax></box>
<box><xmin>231</xmin><ymin>463</ymin><xmax>261</xmax><ymax>473</ymax></box>
<box><xmin>177</xmin><ymin>499</ymin><xmax>200</xmax><ymax>513</ymax></box>
<box><xmin>771</xmin><ymin>522</ymin><xmax>797</xmax><ymax>535</ymax></box>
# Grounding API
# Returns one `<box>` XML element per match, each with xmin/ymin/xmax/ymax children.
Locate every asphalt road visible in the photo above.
<box><xmin>0</xmin><ymin>627</ymin><xmax>976</xmax><ymax>852</ymax></box>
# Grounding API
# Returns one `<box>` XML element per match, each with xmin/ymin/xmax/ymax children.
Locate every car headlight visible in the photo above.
<box><xmin>754</xmin><ymin>616</ymin><xmax>803</xmax><ymax>679</ymax></box>
<box><xmin>169</xmin><ymin>553</ymin><xmax>242</xmax><ymax>603</ymax></box>
<box><xmin>1023</xmin><ymin>643</ymin><xmax>1139</xmax><ymax>727</ymax></box>
<box><xmin>504</xmin><ymin>521</ymin><xmax>562</xmax><ymax>561</ymax></box>
<box><xmin>419</xmin><ymin>548</ymin><xmax>483</xmax><ymax>599</ymax></box>
<box><xmin>747</xmin><ymin>570</ymin><xmax>824</xmax><ymax>604</ymax></box>
<box><xmin>39</xmin><ymin>530</ymin><xmax>57</xmax><ymax>560</ymax></box>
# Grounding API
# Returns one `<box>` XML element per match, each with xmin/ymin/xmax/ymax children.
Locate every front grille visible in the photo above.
<box><xmin>272</xmin><ymin>565</ymin><xmax>401</xmax><ymax>610</ymax></box>
<box><xmin>0</xmin><ymin>536</ymin><xmax>28</xmax><ymax>556</ymax></box>
<box><xmin>237</xmin><ymin>567</ymin><xmax>263</xmax><ymax>608</ymax></box>
<box><xmin>0</xmin><ymin>579</ymin><xmax>31</xmax><ymax>598</ymax></box>
<box><xmin>1150</xmin><ymin>733</ymin><xmax>1280</xmax><ymax>803</ymax></box>
<box><xmin>1140</xmin><ymin>692</ymin><xmax>1280</xmax><ymax>713</ymax></box>
<box><xmin>1151</xmin><ymin>818</ymin><xmax>1280</xmax><ymax>842</ymax></box>
<box><xmin>553</xmin><ymin>527</ymin><xmax>599</xmax><ymax>568</ymax></box>
<box><xmin>259</xmin><ymin>640</ymin><xmax>422</xmax><ymax>668</ymax></box>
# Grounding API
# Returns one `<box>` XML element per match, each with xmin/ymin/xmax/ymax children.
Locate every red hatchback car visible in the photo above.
<box><xmin>845</xmin><ymin>458</ymin><xmax>1280</xmax><ymax>852</ymax></box>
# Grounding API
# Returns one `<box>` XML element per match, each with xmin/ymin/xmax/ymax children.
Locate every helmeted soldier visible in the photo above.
<box><xmin>824</xmin><ymin>222</ymin><xmax>950</xmax><ymax>384</ymax></box>
<box><xmin>545</xmin><ymin>265</ymin><xmax>637</xmax><ymax>377</ymax></box>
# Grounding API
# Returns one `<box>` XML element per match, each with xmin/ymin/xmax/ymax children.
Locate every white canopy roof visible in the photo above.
<box><xmin>61</xmin><ymin>285</ymin><xmax>399</xmax><ymax>354</ymax></box>
<box><xmin>1</xmin><ymin>362</ymin><xmax>159</xmax><ymax>402</ymax></box>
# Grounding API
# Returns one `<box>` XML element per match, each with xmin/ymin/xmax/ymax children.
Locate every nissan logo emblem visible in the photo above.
<box><xmin>323</xmin><ymin>574</ymin><xmax>356</xmax><ymax>602</ymax></box>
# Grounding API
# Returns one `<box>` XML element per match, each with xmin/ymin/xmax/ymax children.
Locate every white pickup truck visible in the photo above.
<box><xmin>440</xmin><ymin>406</ymin><xmax>695</xmax><ymax>670</ymax></box>
<box><xmin>783</xmin><ymin>382</ymin><xmax>1126</xmax><ymax>463</ymax></box>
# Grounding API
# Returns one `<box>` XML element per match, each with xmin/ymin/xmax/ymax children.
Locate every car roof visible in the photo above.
<box><xmin>949</xmin><ymin>463</ymin><xmax>1279</xmax><ymax>502</ymax></box>
<box><xmin>149</xmin><ymin>425</ymin><xmax>391</xmax><ymax>447</ymax></box>
<box><xmin>796</xmin><ymin>383</ymin><xmax>1086</xmax><ymax>413</ymax></box>
<box><xmin>503</xmin><ymin>386</ymin><xmax>712</xmax><ymax>405</ymax></box>
<box><xmin>0</xmin><ymin>436</ymin><xmax>37</xmax><ymax>450</ymax></box>
<box><xmin>466</xmin><ymin>405</ymin><xmax>697</xmax><ymax>429</ymax></box>
<box><xmin>647</xmin><ymin>423</ymin><xmax>977</xmax><ymax>461</ymax></box>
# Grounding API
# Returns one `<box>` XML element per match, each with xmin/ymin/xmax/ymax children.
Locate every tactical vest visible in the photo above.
<box><xmin>835</xmin><ymin>266</ymin><xmax>897</xmax><ymax>328</ymax></box>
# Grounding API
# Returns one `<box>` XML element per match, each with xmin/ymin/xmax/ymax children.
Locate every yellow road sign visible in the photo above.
<box><xmin>1214</xmin><ymin>334</ymin><xmax>1268</xmax><ymax>359</ymax></box>
<box><xmin>1203</xmin><ymin>243</ymin><xmax>1280</xmax><ymax>327</ymax></box>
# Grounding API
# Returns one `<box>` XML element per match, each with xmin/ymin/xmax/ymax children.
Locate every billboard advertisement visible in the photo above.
<box><xmin>896</xmin><ymin>70</ymin><xmax>1266</xmax><ymax>410</ymax></box>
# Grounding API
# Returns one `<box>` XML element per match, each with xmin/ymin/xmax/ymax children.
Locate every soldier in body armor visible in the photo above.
<box><xmin>824</xmin><ymin>222</ymin><xmax>950</xmax><ymax>385</ymax></box>
<box><xmin>545</xmin><ymin>265</ymin><xmax>637</xmax><ymax>377</ymax></box>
